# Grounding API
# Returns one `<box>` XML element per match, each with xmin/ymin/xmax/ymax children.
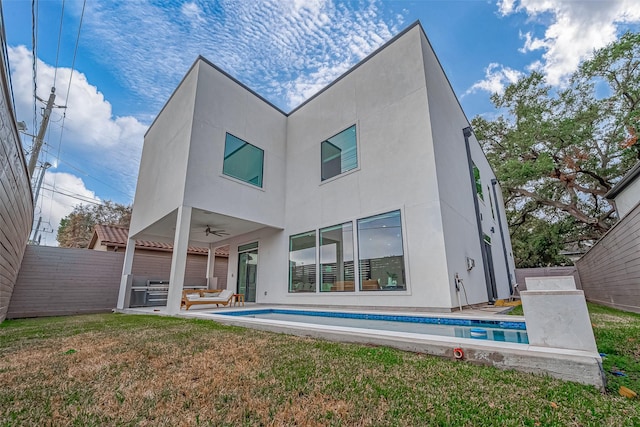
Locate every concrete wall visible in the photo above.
<box><xmin>129</xmin><ymin>62</ymin><xmax>199</xmax><ymax>237</ymax></box>
<box><xmin>515</xmin><ymin>267</ymin><xmax>582</xmax><ymax>291</ymax></box>
<box><xmin>0</xmin><ymin>32</ymin><xmax>34</xmax><ymax>322</ymax></box>
<box><xmin>184</xmin><ymin>60</ymin><xmax>287</xmax><ymax>229</ymax></box>
<box><xmin>575</xmin><ymin>201</ymin><xmax>640</xmax><ymax>313</ymax></box>
<box><xmin>7</xmin><ymin>246</ymin><xmax>227</xmax><ymax>318</ymax></box>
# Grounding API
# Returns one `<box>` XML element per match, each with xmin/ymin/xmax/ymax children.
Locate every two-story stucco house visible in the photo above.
<box><xmin>116</xmin><ymin>21</ymin><xmax>516</xmax><ymax>314</ymax></box>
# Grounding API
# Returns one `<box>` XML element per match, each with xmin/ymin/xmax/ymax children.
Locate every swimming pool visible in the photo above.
<box><xmin>219</xmin><ymin>308</ymin><xmax>528</xmax><ymax>344</ymax></box>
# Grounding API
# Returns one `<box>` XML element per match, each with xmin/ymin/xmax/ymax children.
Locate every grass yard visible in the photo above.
<box><xmin>0</xmin><ymin>306</ymin><xmax>638</xmax><ymax>426</ymax></box>
<box><xmin>510</xmin><ymin>302</ymin><xmax>640</xmax><ymax>397</ymax></box>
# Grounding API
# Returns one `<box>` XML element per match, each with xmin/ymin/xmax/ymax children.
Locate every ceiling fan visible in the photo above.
<box><xmin>205</xmin><ymin>225</ymin><xmax>229</xmax><ymax>237</ymax></box>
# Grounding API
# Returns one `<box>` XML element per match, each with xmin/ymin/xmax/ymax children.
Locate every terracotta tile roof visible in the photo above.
<box><xmin>92</xmin><ymin>224</ymin><xmax>229</xmax><ymax>256</ymax></box>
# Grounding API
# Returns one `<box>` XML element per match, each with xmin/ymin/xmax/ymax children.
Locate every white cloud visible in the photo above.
<box><xmin>518</xmin><ymin>31</ymin><xmax>547</xmax><ymax>53</ymax></box>
<box><xmin>8</xmin><ymin>45</ymin><xmax>146</xmax><ymax>197</ymax></box>
<box><xmin>285</xmin><ymin>61</ymin><xmax>352</xmax><ymax>107</ymax></box>
<box><xmin>181</xmin><ymin>2</ymin><xmax>206</xmax><ymax>24</ymax></box>
<box><xmin>497</xmin><ymin>0</ymin><xmax>517</xmax><ymax>16</ymax></box>
<box><xmin>465</xmin><ymin>63</ymin><xmax>524</xmax><ymax>96</ymax></box>
<box><xmin>502</xmin><ymin>0</ymin><xmax>640</xmax><ymax>85</ymax></box>
<box><xmin>33</xmin><ymin>171</ymin><xmax>100</xmax><ymax>246</ymax></box>
<box><xmin>8</xmin><ymin>46</ymin><xmax>146</xmax><ymax>244</ymax></box>
<box><xmin>81</xmin><ymin>0</ymin><xmax>401</xmax><ymax>110</ymax></box>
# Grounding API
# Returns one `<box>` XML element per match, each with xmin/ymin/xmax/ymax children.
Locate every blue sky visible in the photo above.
<box><xmin>3</xmin><ymin>0</ymin><xmax>640</xmax><ymax>245</ymax></box>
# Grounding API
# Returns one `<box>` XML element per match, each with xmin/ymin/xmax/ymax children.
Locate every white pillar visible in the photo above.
<box><xmin>166</xmin><ymin>206</ymin><xmax>192</xmax><ymax>314</ymax></box>
<box><xmin>206</xmin><ymin>246</ymin><xmax>213</xmax><ymax>289</ymax></box>
<box><xmin>116</xmin><ymin>238</ymin><xmax>136</xmax><ymax>309</ymax></box>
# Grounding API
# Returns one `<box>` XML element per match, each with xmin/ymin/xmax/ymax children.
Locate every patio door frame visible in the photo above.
<box><xmin>237</xmin><ymin>242</ymin><xmax>258</xmax><ymax>302</ymax></box>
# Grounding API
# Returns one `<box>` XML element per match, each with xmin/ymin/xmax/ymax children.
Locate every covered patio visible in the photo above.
<box><xmin>116</xmin><ymin>205</ymin><xmax>280</xmax><ymax>314</ymax></box>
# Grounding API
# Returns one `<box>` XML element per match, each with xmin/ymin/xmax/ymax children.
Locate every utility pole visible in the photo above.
<box><xmin>32</xmin><ymin>162</ymin><xmax>52</xmax><ymax>204</ymax></box>
<box><xmin>31</xmin><ymin>216</ymin><xmax>42</xmax><ymax>243</ymax></box>
<box><xmin>27</xmin><ymin>87</ymin><xmax>56</xmax><ymax>178</ymax></box>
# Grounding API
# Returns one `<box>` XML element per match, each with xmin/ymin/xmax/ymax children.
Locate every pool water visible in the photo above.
<box><xmin>219</xmin><ymin>309</ymin><xmax>528</xmax><ymax>344</ymax></box>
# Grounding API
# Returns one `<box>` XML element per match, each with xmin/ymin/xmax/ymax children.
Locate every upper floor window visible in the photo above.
<box><xmin>321</xmin><ymin>125</ymin><xmax>357</xmax><ymax>181</ymax></box>
<box><xmin>473</xmin><ymin>162</ymin><xmax>483</xmax><ymax>200</ymax></box>
<box><xmin>223</xmin><ymin>133</ymin><xmax>264</xmax><ymax>188</ymax></box>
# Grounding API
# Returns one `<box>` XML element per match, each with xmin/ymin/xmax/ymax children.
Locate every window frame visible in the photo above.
<box><xmin>222</xmin><ymin>132</ymin><xmax>265</xmax><ymax>188</ymax></box>
<box><xmin>356</xmin><ymin>209</ymin><xmax>407</xmax><ymax>292</ymax></box>
<box><xmin>472</xmin><ymin>162</ymin><xmax>483</xmax><ymax>201</ymax></box>
<box><xmin>288</xmin><ymin>230</ymin><xmax>318</xmax><ymax>293</ymax></box>
<box><xmin>320</xmin><ymin>125</ymin><xmax>359</xmax><ymax>182</ymax></box>
<box><xmin>319</xmin><ymin>222</ymin><xmax>356</xmax><ymax>293</ymax></box>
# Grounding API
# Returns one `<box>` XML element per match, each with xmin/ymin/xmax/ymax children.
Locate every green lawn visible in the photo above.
<box><xmin>509</xmin><ymin>302</ymin><xmax>640</xmax><ymax>396</ymax></box>
<box><xmin>0</xmin><ymin>305</ymin><xmax>638</xmax><ymax>426</ymax></box>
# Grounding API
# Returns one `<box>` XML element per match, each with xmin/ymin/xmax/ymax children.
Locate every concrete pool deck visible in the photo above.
<box><xmin>119</xmin><ymin>304</ymin><xmax>605</xmax><ymax>390</ymax></box>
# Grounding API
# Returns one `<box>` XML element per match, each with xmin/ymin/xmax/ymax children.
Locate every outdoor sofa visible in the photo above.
<box><xmin>181</xmin><ymin>289</ymin><xmax>234</xmax><ymax>310</ymax></box>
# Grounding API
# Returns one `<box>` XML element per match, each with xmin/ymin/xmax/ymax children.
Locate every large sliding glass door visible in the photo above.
<box><xmin>237</xmin><ymin>242</ymin><xmax>258</xmax><ymax>302</ymax></box>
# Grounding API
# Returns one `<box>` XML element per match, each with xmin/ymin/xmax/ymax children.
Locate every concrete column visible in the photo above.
<box><xmin>206</xmin><ymin>246</ymin><xmax>213</xmax><ymax>289</ymax></box>
<box><xmin>166</xmin><ymin>206</ymin><xmax>192</xmax><ymax>314</ymax></box>
<box><xmin>521</xmin><ymin>289</ymin><xmax>598</xmax><ymax>352</ymax></box>
<box><xmin>116</xmin><ymin>238</ymin><xmax>137</xmax><ymax>309</ymax></box>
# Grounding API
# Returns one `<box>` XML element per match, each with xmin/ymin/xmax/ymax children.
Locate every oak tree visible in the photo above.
<box><xmin>57</xmin><ymin>201</ymin><xmax>132</xmax><ymax>248</ymax></box>
<box><xmin>472</xmin><ymin>32</ymin><xmax>640</xmax><ymax>266</ymax></box>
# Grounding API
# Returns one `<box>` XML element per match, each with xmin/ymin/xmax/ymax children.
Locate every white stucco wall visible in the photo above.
<box><xmin>129</xmin><ymin>64</ymin><xmax>199</xmax><ymax>237</ymax></box>
<box><xmin>184</xmin><ymin>61</ymin><xmax>287</xmax><ymax>229</ymax></box>
<box><xmin>126</xmin><ymin>22</ymin><xmax>516</xmax><ymax>312</ymax></box>
<box><xmin>419</xmin><ymin>32</ymin><xmax>514</xmax><ymax>304</ymax></box>
<box><xmin>276</xmin><ymin>26</ymin><xmax>451</xmax><ymax>309</ymax></box>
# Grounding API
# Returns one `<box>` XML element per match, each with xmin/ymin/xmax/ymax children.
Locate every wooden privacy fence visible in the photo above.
<box><xmin>0</xmin><ymin>45</ymin><xmax>34</xmax><ymax>322</ymax></box>
<box><xmin>7</xmin><ymin>245</ymin><xmax>214</xmax><ymax>319</ymax></box>
<box><xmin>575</xmin><ymin>202</ymin><xmax>640</xmax><ymax>314</ymax></box>
<box><xmin>515</xmin><ymin>266</ymin><xmax>582</xmax><ymax>291</ymax></box>
<box><xmin>8</xmin><ymin>246</ymin><xmax>124</xmax><ymax>318</ymax></box>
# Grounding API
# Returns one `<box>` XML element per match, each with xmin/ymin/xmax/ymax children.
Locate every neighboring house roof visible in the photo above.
<box><xmin>89</xmin><ymin>224</ymin><xmax>229</xmax><ymax>256</ymax></box>
<box><xmin>606</xmin><ymin>161</ymin><xmax>640</xmax><ymax>199</ymax></box>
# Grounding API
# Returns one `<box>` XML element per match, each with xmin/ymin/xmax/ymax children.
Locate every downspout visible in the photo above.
<box><xmin>462</xmin><ymin>127</ymin><xmax>495</xmax><ymax>302</ymax></box>
<box><xmin>491</xmin><ymin>178</ymin><xmax>513</xmax><ymax>295</ymax></box>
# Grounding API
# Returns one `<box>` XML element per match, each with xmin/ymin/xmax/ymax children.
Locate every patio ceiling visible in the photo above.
<box><xmin>131</xmin><ymin>207</ymin><xmax>274</xmax><ymax>246</ymax></box>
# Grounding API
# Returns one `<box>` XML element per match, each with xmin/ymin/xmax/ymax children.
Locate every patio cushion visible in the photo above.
<box><xmin>186</xmin><ymin>293</ymin><xmax>200</xmax><ymax>301</ymax></box>
<box><xmin>202</xmin><ymin>291</ymin><xmax>222</xmax><ymax>297</ymax></box>
<box><xmin>216</xmin><ymin>289</ymin><xmax>234</xmax><ymax>300</ymax></box>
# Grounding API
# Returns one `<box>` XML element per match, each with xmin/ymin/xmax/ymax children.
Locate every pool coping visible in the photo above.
<box><xmin>171</xmin><ymin>305</ymin><xmax>605</xmax><ymax>390</ymax></box>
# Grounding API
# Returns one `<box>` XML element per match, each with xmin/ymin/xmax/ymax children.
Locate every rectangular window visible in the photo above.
<box><xmin>289</xmin><ymin>231</ymin><xmax>316</xmax><ymax>293</ymax></box>
<box><xmin>320</xmin><ymin>222</ymin><xmax>355</xmax><ymax>292</ymax></box>
<box><xmin>223</xmin><ymin>133</ymin><xmax>264</xmax><ymax>187</ymax></box>
<box><xmin>357</xmin><ymin>210</ymin><xmax>406</xmax><ymax>291</ymax></box>
<box><xmin>321</xmin><ymin>125</ymin><xmax>357</xmax><ymax>181</ymax></box>
<box><xmin>473</xmin><ymin>163</ymin><xmax>483</xmax><ymax>200</ymax></box>
<box><xmin>488</xmin><ymin>187</ymin><xmax>495</xmax><ymax>219</ymax></box>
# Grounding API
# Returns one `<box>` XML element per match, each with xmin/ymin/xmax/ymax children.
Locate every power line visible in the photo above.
<box><xmin>53</xmin><ymin>0</ymin><xmax>87</xmax><ymax>191</ymax></box>
<box><xmin>41</xmin><ymin>183</ymin><xmax>103</xmax><ymax>206</ymax></box>
<box><xmin>64</xmin><ymin>0</ymin><xmax>86</xmax><ymax>108</ymax></box>
<box><xmin>31</xmin><ymin>0</ymin><xmax>38</xmax><ymax>147</ymax></box>
<box><xmin>41</xmin><ymin>145</ymin><xmax>134</xmax><ymax>198</ymax></box>
<box><xmin>53</xmin><ymin>0</ymin><xmax>65</xmax><ymax>84</ymax></box>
